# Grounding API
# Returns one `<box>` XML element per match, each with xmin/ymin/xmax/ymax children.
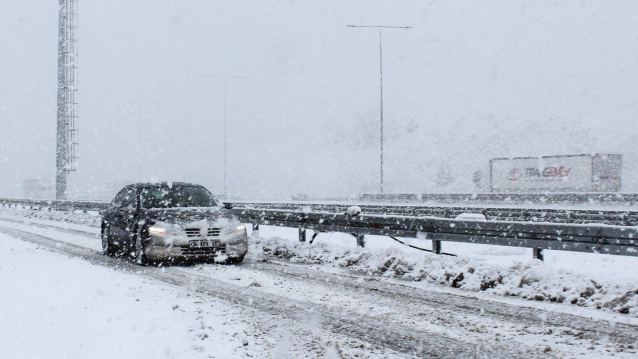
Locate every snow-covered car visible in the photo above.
<box><xmin>101</xmin><ymin>182</ymin><xmax>247</xmax><ymax>265</ymax></box>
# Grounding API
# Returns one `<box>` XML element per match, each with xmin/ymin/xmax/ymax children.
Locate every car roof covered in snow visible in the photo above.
<box><xmin>125</xmin><ymin>182</ymin><xmax>205</xmax><ymax>190</ymax></box>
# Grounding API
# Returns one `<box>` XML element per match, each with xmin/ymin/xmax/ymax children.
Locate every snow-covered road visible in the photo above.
<box><xmin>1</xmin><ymin>213</ymin><xmax>638</xmax><ymax>358</ymax></box>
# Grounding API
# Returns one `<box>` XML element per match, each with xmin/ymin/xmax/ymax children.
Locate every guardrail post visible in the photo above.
<box><xmin>433</xmin><ymin>240</ymin><xmax>442</xmax><ymax>255</ymax></box>
<box><xmin>251</xmin><ymin>223</ymin><xmax>260</xmax><ymax>238</ymax></box>
<box><xmin>533</xmin><ymin>248</ymin><xmax>544</xmax><ymax>261</ymax></box>
<box><xmin>356</xmin><ymin>233</ymin><xmax>365</xmax><ymax>247</ymax></box>
<box><xmin>299</xmin><ymin>226</ymin><xmax>307</xmax><ymax>242</ymax></box>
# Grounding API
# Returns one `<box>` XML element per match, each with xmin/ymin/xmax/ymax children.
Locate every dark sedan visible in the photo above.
<box><xmin>101</xmin><ymin>182</ymin><xmax>248</xmax><ymax>265</ymax></box>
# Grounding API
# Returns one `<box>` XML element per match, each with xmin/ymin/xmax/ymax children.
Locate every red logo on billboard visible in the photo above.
<box><xmin>508</xmin><ymin>168</ymin><xmax>523</xmax><ymax>181</ymax></box>
<box><xmin>508</xmin><ymin>166</ymin><xmax>571</xmax><ymax>181</ymax></box>
<box><xmin>542</xmin><ymin>166</ymin><xmax>571</xmax><ymax>178</ymax></box>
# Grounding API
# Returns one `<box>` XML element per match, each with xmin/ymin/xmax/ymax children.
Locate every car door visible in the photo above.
<box><xmin>103</xmin><ymin>188</ymin><xmax>129</xmax><ymax>249</ymax></box>
<box><xmin>108</xmin><ymin>187</ymin><xmax>139</xmax><ymax>250</ymax></box>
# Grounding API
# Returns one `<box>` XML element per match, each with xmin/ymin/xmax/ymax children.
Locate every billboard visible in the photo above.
<box><xmin>490</xmin><ymin>154</ymin><xmax>621</xmax><ymax>193</ymax></box>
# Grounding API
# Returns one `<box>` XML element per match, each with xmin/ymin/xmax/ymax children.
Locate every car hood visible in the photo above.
<box><xmin>143</xmin><ymin>207</ymin><xmax>236</xmax><ymax>226</ymax></box>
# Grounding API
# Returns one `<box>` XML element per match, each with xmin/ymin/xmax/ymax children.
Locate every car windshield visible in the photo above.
<box><xmin>139</xmin><ymin>185</ymin><xmax>218</xmax><ymax>208</ymax></box>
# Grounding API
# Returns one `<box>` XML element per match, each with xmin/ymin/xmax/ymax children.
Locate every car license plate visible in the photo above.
<box><xmin>189</xmin><ymin>240</ymin><xmax>221</xmax><ymax>249</ymax></box>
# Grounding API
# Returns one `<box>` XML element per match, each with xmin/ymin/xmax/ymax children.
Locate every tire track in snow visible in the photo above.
<box><xmin>0</xmin><ymin>224</ymin><xmax>530</xmax><ymax>358</ymax></box>
<box><xmin>6</xmin><ymin>216</ymin><xmax>632</xmax><ymax>350</ymax></box>
<box><xmin>7</xmin><ymin>218</ymin><xmax>638</xmax><ymax>357</ymax></box>
<box><xmin>241</xmin><ymin>259</ymin><xmax>638</xmax><ymax>346</ymax></box>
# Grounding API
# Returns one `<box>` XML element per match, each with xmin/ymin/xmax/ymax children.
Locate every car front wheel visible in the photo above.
<box><xmin>134</xmin><ymin>229</ymin><xmax>149</xmax><ymax>266</ymax></box>
<box><xmin>223</xmin><ymin>255</ymin><xmax>245</xmax><ymax>264</ymax></box>
<box><xmin>101</xmin><ymin>223</ymin><xmax>116</xmax><ymax>256</ymax></box>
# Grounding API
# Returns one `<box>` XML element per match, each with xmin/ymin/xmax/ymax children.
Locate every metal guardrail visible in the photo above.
<box><xmin>359</xmin><ymin>193</ymin><xmax>638</xmax><ymax>205</ymax></box>
<box><xmin>229</xmin><ymin>202</ymin><xmax>638</xmax><ymax>226</ymax></box>
<box><xmin>230</xmin><ymin>208</ymin><xmax>638</xmax><ymax>260</ymax></box>
<box><xmin>0</xmin><ymin>198</ymin><xmax>109</xmax><ymax>212</ymax></box>
<box><xmin>3</xmin><ymin>197</ymin><xmax>638</xmax><ymax>260</ymax></box>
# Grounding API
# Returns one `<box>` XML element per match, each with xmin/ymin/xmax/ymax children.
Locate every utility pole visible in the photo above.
<box><xmin>200</xmin><ymin>75</ymin><xmax>248</xmax><ymax>198</ymax></box>
<box><xmin>347</xmin><ymin>25</ymin><xmax>412</xmax><ymax>194</ymax></box>
<box><xmin>56</xmin><ymin>0</ymin><xmax>79</xmax><ymax>200</ymax></box>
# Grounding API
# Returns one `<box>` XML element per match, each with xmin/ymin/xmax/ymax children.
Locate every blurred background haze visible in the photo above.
<box><xmin>1</xmin><ymin>1</ymin><xmax>637</xmax><ymax>200</ymax></box>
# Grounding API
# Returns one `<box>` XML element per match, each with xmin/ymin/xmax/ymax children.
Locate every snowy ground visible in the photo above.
<box><xmin>253</xmin><ymin>227</ymin><xmax>638</xmax><ymax>317</ymax></box>
<box><xmin>0</xmin><ymin>236</ymin><xmax>252</xmax><ymax>359</ymax></box>
<box><xmin>2</xmin><ymin>207</ymin><xmax>638</xmax><ymax>358</ymax></box>
<box><xmin>5</xmin><ymin>206</ymin><xmax>637</xmax><ymax>316</ymax></box>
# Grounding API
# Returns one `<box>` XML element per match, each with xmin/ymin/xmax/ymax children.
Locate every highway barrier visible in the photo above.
<box><xmin>3</xmin><ymin>197</ymin><xmax>638</xmax><ymax>260</ymax></box>
<box><xmin>229</xmin><ymin>207</ymin><xmax>638</xmax><ymax>261</ymax></box>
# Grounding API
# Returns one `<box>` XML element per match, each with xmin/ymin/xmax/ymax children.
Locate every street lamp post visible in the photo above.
<box><xmin>347</xmin><ymin>25</ymin><xmax>412</xmax><ymax>194</ymax></box>
<box><xmin>200</xmin><ymin>75</ymin><xmax>248</xmax><ymax>198</ymax></box>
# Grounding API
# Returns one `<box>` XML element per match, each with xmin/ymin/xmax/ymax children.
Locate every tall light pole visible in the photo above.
<box><xmin>56</xmin><ymin>0</ymin><xmax>79</xmax><ymax>200</ymax></box>
<box><xmin>347</xmin><ymin>25</ymin><xmax>412</xmax><ymax>194</ymax></box>
<box><xmin>200</xmin><ymin>75</ymin><xmax>248</xmax><ymax>198</ymax></box>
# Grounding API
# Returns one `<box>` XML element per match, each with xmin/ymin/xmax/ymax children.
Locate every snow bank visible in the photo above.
<box><xmin>0</xmin><ymin>207</ymin><xmax>102</xmax><ymax>227</ymax></box>
<box><xmin>251</xmin><ymin>235</ymin><xmax>638</xmax><ymax>317</ymax></box>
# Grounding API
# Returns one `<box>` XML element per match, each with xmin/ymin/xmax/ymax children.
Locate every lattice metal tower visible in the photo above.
<box><xmin>56</xmin><ymin>0</ymin><xmax>79</xmax><ymax>200</ymax></box>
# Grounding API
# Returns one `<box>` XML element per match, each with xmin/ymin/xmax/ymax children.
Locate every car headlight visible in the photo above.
<box><xmin>222</xmin><ymin>224</ymin><xmax>246</xmax><ymax>235</ymax></box>
<box><xmin>148</xmin><ymin>226</ymin><xmax>168</xmax><ymax>236</ymax></box>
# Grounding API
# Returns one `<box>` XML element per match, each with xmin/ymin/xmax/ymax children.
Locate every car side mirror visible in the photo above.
<box><xmin>223</xmin><ymin>202</ymin><xmax>233</xmax><ymax>209</ymax></box>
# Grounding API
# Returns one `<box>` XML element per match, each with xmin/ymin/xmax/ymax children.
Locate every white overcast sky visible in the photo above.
<box><xmin>1</xmin><ymin>1</ymin><xmax>637</xmax><ymax>199</ymax></box>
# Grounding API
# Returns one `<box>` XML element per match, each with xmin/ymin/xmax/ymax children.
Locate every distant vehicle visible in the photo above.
<box><xmin>101</xmin><ymin>182</ymin><xmax>248</xmax><ymax>265</ymax></box>
<box><xmin>489</xmin><ymin>154</ymin><xmax>622</xmax><ymax>193</ymax></box>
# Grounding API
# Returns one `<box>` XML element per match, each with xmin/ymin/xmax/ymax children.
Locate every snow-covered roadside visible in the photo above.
<box><xmin>3</xmin><ymin>207</ymin><xmax>638</xmax><ymax>318</ymax></box>
<box><xmin>254</xmin><ymin>227</ymin><xmax>638</xmax><ymax>317</ymax></box>
<box><xmin>0</xmin><ymin>207</ymin><xmax>103</xmax><ymax>228</ymax></box>
<box><xmin>0</xmin><ymin>233</ymin><xmax>258</xmax><ymax>359</ymax></box>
